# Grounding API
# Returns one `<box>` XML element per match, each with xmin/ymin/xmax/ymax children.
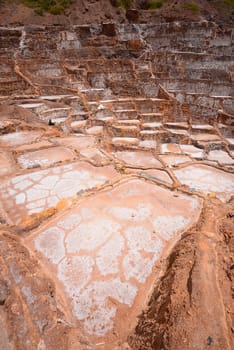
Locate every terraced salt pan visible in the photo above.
<box><xmin>174</xmin><ymin>164</ymin><xmax>234</xmax><ymax>202</ymax></box>
<box><xmin>86</xmin><ymin>126</ymin><xmax>103</xmax><ymax>135</ymax></box>
<box><xmin>139</xmin><ymin>140</ymin><xmax>157</xmax><ymax>149</ymax></box>
<box><xmin>113</xmin><ymin>151</ymin><xmax>161</xmax><ymax>168</ymax></box>
<box><xmin>51</xmin><ymin>135</ymin><xmax>96</xmax><ymax>150</ymax></box>
<box><xmin>15</xmin><ymin>140</ymin><xmax>53</xmax><ymax>152</ymax></box>
<box><xmin>17</xmin><ymin>147</ymin><xmax>76</xmax><ymax>169</ymax></box>
<box><xmin>0</xmin><ymin>162</ymin><xmax>118</xmax><ymax>224</ymax></box>
<box><xmin>207</xmin><ymin>150</ymin><xmax>233</xmax><ymax>165</ymax></box>
<box><xmin>159</xmin><ymin>154</ymin><xmax>192</xmax><ymax>166</ymax></box>
<box><xmin>80</xmin><ymin>148</ymin><xmax>109</xmax><ymax>165</ymax></box>
<box><xmin>112</xmin><ymin>137</ymin><xmax>139</xmax><ymax>146</ymax></box>
<box><xmin>0</xmin><ymin>131</ymin><xmax>43</xmax><ymax>147</ymax></box>
<box><xmin>180</xmin><ymin>145</ymin><xmax>204</xmax><ymax>159</ymax></box>
<box><xmin>0</xmin><ymin>152</ymin><xmax>14</xmax><ymax>177</ymax></box>
<box><xmin>27</xmin><ymin>179</ymin><xmax>202</xmax><ymax>345</ymax></box>
<box><xmin>227</xmin><ymin>138</ymin><xmax>234</xmax><ymax>145</ymax></box>
<box><xmin>137</xmin><ymin>169</ymin><xmax>173</xmax><ymax>185</ymax></box>
<box><xmin>71</xmin><ymin>120</ymin><xmax>87</xmax><ymax>130</ymax></box>
<box><xmin>166</xmin><ymin>128</ymin><xmax>189</xmax><ymax>136</ymax></box>
<box><xmin>191</xmin><ymin>133</ymin><xmax>220</xmax><ymax>142</ymax></box>
<box><xmin>191</xmin><ymin>124</ymin><xmax>214</xmax><ymax>131</ymax></box>
<box><xmin>161</xmin><ymin>143</ymin><xmax>181</xmax><ymax>154</ymax></box>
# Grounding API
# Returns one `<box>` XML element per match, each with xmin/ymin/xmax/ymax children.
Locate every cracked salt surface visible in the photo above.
<box><xmin>65</xmin><ymin>219</ymin><xmax>121</xmax><ymax>254</ymax></box>
<box><xmin>34</xmin><ymin>227</ymin><xmax>65</xmax><ymax>264</ymax></box>
<box><xmin>207</xmin><ymin>150</ymin><xmax>234</xmax><ymax>165</ymax></box>
<box><xmin>109</xmin><ymin>203</ymin><xmax>152</xmax><ymax>222</ymax></box>
<box><xmin>0</xmin><ymin>162</ymin><xmax>118</xmax><ymax>224</ymax></box>
<box><xmin>174</xmin><ymin>164</ymin><xmax>234</xmax><ymax>202</ymax></box>
<box><xmin>113</xmin><ymin>151</ymin><xmax>161</xmax><ymax>168</ymax></box>
<box><xmin>17</xmin><ymin>147</ymin><xmax>75</xmax><ymax>169</ymax></box>
<box><xmin>0</xmin><ymin>131</ymin><xmax>43</xmax><ymax>147</ymax></box>
<box><xmin>153</xmin><ymin>215</ymin><xmax>190</xmax><ymax>240</ymax></box>
<box><xmin>29</xmin><ymin>179</ymin><xmax>202</xmax><ymax>338</ymax></box>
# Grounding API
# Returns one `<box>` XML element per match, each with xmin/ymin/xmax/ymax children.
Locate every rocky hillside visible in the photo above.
<box><xmin>0</xmin><ymin>0</ymin><xmax>233</xmax><ymax>25</ymax></box>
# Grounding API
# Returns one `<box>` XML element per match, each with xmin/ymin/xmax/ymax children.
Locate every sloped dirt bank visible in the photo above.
<box><xmin>0</xmin><ymin>231</ymin><xmax>74</xmax><ymax>350</ymax></box>
<box><xmin>129</xmin><ymin>199</ymin><xmax>234</xmax><ymax>350</ymax></box>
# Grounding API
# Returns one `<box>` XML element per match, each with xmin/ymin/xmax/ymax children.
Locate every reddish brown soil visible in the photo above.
<box><xmin>0</xmin><ymin>231</ymin><xmax>72</xmax><ymax>350</ymax></box>
<box><xmin>129</xmin><ymin>199</ymin><xmax>234</xmax><ymax>350</ymax></box>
